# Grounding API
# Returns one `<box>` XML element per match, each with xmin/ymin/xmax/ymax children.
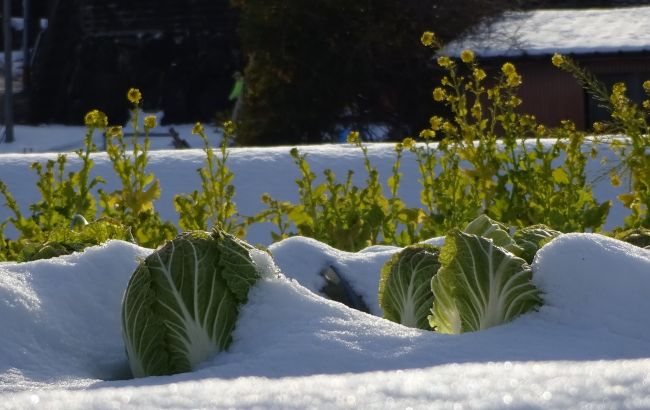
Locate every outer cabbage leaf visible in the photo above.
<box><xmin>379</xmin><ymin>244</ymin><xmax>440</xmax><ymax>329</ymax></box>
<box><xmin>463</xmin><ymin>214</ymin><xmax>523</xmax><ymax>256</ymax></box>
<box><xmin>429</xmin><ymin>230</ymin><xmax>542</xmax><ymax>334</ymax></box>
<box><xmin>513</xmin><ymin>225</ymin><xmax>562</xmax><ymax>264</ymax></box>
<box><xmin>121</xmin><ymin>229</ymin><xmax>261</xmax><ymax>378</ymax></box>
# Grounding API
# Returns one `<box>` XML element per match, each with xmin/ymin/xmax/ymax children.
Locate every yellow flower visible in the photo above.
<box><xmin>610</xmin><ymin>174</ymin><xmax>621</xmax><ymax>187</ymax></box>
<box><xmin>643</xmin><ymin>100</ymin><xmax>650</xmax><ymax>109</ymax></box>
<box><xmin>84</xmin><ymin>110</ymin><xmax>98</xmax><ymax>127</ymax></box>
<box><xmin>506</xmin><ymin>72</ymin><xmax>522</xmax><ymax>87</ymax></box>
<box><xmin>442</xmin><ymin>121</ymin><xmax>456</xmax><ymax>135</ymax></box>
<box><xmin>471</xmin><ymin>102</ymin><xmax>482</xmax><ymax>119</ymax></box>
<box><xmin>346</xmin><ymin>130</ymin><xmax>360</xmax><ymax>145</ymax></box>
<box><xmin>508</xmin><ymin>96</ymin><xmax>522</xmax><ymax>107</ymax></box>
<box><xmin>551</xmin><ymin>53</ymin><xmax>564</xmax><ymax>68</ymax></box>
<box><xmin>107</xmin><ymin>126</ymin><xmax>123</xmax><ymax>138</ymax></box>
<box><xmin>612</xmin><ymin>82</ymin><xmax>626</xmax><ymax>95</ymax></box>
<box><xmin>644</xmin><ymin>80</ymin><xmax>650</xmax><ymax>93</ymax></box>
<box><xmin>420</xmin><ymin>31</ymin><xmax>435</xmax><ymax>47</ymax></box>
<box><xmin>143</xmin><ymin>115</ymin><xmax>157</xmax><ymax>129</ymax></box>
<box><xmin>394</xmin><ymin>142</ymin><xmax>404</xmax><ymax>152</ymax></box>
<box><xmin>402</xmin><ymin>137</ymin><xmax>416</xmax><ymax>148</ymax></box>
<box><xmin>501</xmin><ymin>62</ymin><xmax>516</xmax><ymax>76</ymax></box>
<box><xmin>432</xmin><ymin>87</ymin><xmax>446</xmax><ymax>102</ymax></box>
<box><xmin>593</xmin><ymin>122</ymin><xmax>605</xmax><ymax>133</ymax></box>
<box><xmin>84</xmin><ymin>109</ymin><xmax>108</xmax><ymax>128</ymax></box>
<box><xmin>460</xmin><ymin>49</ymin><xmax>475</xmax><ymax>63</ymax></box>
<box><xmin>97</xmin><ymin>111</ymin><xmax>108</xmax><ymax>128</ymax></box>
<box><xmin>223</xmin><ymin>120</ymin><xmax>236</xmax><ymax>136</ymax></box>
<box><xmin>192</xmin><ymin>122</ymin><xmax>204</xmax><ymax>135</ymax></box>
<box><xmin>127</xmin><ymin>88</ymin><xmax>142</xmax><ymax>105</ymax></box>
<box><xmin>473</xmin><ymin>68</ymin><xmax>486</xmax><ymax>81</ymax></box>
<box><xmin>429</xmin><ymin>116</ymin><xmax>443</xmax><ymax>130</ymax></box>
<box><xmin>418</xmin><ymin>129</ymin><xmax>435</xmax><ymax>140</ymax></box>
<box><xmin>437</xmin><ymin>56</ymin><xmax>453</xmax><ymax>69</ymax></box>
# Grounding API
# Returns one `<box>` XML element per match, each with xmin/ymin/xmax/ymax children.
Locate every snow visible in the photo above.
<box><xmin>0</xmin><ymin>128</ymin><xmax>649</xmax><ymax>408</ymax></box>
<box><xmin>444</xmin><ymin>6</ymin><xmax>650</xmax><ymax>58</ymax></box>
<box><xmin>0</xmin><ymin>233</ymin><xmax>649</xmax><ymax>408</ymax></box>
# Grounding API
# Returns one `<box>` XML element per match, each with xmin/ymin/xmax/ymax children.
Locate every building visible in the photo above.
<box><xmin>444</xmin><ymin>5</ymin><xmax>650</xmax><ymax>130</ymax></box>
<box><xmin>27</xmin><ymin>0</ymin><xmax>239</xmax><ymax>125</ymax></box>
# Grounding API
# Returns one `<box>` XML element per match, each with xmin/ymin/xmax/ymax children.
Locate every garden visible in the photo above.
<box><xmin>0</xmin><ymin>34</ymin><xmax>649</xmax><ymax>408</ymax></box>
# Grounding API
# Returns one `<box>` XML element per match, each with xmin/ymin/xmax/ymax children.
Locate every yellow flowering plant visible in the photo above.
<box><xmin>410</xmin><ymin>33</ymin><xmax>608</xmax><ymax>234</ymax></box>
<box><xmin>98</xmin><ymin>90</ymin><xmax>176</xmax><ymax>247</ymax></box>
<box><xmin>553</xmin><ymin>54</ymin><xmax>650</xmax><ymax>228</ymax></box>
<box><xmin>174</xmin><ymin>121</ymin><xmax>246</xmax><ymax>237</ymax></box>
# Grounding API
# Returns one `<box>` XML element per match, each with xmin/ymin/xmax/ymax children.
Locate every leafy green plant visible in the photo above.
<box><xmin>414</xmin><ymin>34</ymin><xmax>609</xmax><ymax>234</ymax></box>
<box><xmin>257</xmin><ymin>136</ymin><xmax>413</xmax><ymax>251</ymax></box>
<box><xmin>98</xmin><ymin>92</ymin><xmax>176</xmax><ymax>248</ymax></box>
<box><xmin>429</xmin><ymin>230</ymin><xmax>543</xmax><ymax>334</ymax></box>
<box><xmin>19</xmin><ymin>218</ymin><xmax>133</xmax><ymax>262</ymax></box>
<box><xmin>121</xmin><ymin>228</ymin><xmax>268</xmax><ymax>377</ymax></box>
<box><xmin>378</xmin><ymin>244</ymin><xmax>440</xmax><ymax>329</ymax></box>
<box><xmin>551</xmin><ymin>53</ymin><xmax>650</xmax><ymax>228</ymax></box>
<box><xmin>174</xmin><ymin>121</ymin><xmax>245</xmax><ymax>236</ymax></box>
<box><xmin>0</xmin><ymin>115</ymin><xmax>106</xmax><ymax>259</ymax></box>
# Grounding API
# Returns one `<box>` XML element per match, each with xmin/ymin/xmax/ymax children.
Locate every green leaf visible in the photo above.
<box><xmin>429</xmin><ymin>231</ymin><xmax>542</xmax><ymax>334</ymax></box>
<box><xmin>379</xmin><ymin>244</ymin><xmax>440</xmax><ymax>329</ymax></box>
<box><xmin>513</xmin><ymin>225</ymin><xmax>562</xmax><ymax>264</ymax></box>
<box><xmin>121</xmin><ymin>228</ymin><xmax>262</xmax><ymax>377</ymax></box>
<box><xmin>463</xmin><ymin>214</ymin><xmax>523</xmax><ymax>256</ymax></box>
<box><xmin>552</xmin><ymin>168</ymin><xmax>569</xmax><ymax>184</ymax></box>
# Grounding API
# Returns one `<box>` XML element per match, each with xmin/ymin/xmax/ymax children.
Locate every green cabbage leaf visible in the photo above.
<box><xmin>513</xmin><ymin>225</ymin><xmax>562</xmax><ymax>264</ymax></box>
<box><xmin>463</xmin><ymin>214</ymin><xmax>523</xmax><ymax>256</ymax></box>
<box><xmin>378</xmin><ymin>244</ymin><xmax>440</xmax><ymax>329</ymax></box>
<box><xmin>121</xmin><ymin>229</ymin><xmax>262</xmax><ymax>377</ymax></box>
<box><xmin>429</xmin><ymin>230</ymin><xmax>542</xmax><ymax>334</ymax></box>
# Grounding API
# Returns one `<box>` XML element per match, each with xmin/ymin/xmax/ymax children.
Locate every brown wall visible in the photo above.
<box><xmin>486</xmin><ymin>53</ymin><xmax>650</xmax><ymax>131</ymax></box>
<box><xmin>517</xmin><ymin>61</ymin><xmax>586</xmax><ymax>129</ymax></box>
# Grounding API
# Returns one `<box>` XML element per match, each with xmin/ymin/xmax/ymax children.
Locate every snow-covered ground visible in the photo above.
<box><xmin>0</xmin><ymin>126</ymin><xmax>648</xmax><ymax>409</ymax></box>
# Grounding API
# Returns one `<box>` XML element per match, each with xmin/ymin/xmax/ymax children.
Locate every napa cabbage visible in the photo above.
<box><xmin>121</xmin><ymin>228</ymin><xmax>267</xmax><ymax>377</ymax></box>
<box><xmin>429</xmin><ymin>230</ymin><xmax>542</xmax><ymax>334</ymax></box>
<box><xmin>378</xmin><ymin>244</ymin><xmax>440</xmax><ymax>329</ymax></box>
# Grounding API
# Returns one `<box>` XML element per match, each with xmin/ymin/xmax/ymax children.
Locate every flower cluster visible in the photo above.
<box><xmin>127</xmin><ymin>88</ymin><xmax>142</xmax><ymax>105</ymax></box>
<box><xmin>460</xmin><ymin>50</ymin><xmax>475</xmax><ymax>63</ymax></box>
<box><xmin>143</xmin><ymin>115</ymin><xmax>157</xmax><ymax>130</ymax></box>
<box><xmin>420</xmin><ymin>31</ymin><xmax>436</xmax><ymax>47</ymax></box>
<box><xmin>223</xmin><ymin>120</ymin><xmax>236</xmax><ymax>136</ymax></box>
<box><xmin>346</xmin><ymin>130</ymin><xmax>361</xmax><ymax>145</ymax></box>
<box><xmin>192</xmin><ymin>122</ymin><xmax>205</xmax><ymax>135</ymax></box>
<box><xmin>501</xmin><ymin>62</ymin><xmax>522</xmax><ymax>87</ymax></box>
<box><xmin>84</xmin><ymin>109</ymin><xmax>108</xmax><ymax>129</ymax></box>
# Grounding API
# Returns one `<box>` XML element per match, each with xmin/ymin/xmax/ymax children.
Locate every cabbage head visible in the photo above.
<box><xmin>378</xmin><ymin>244</ymin><xmax>440</xmax><ymax>329</ymax></box>
<box><xmin>121</xmin><ymin>229</ymin><xmax>263</xmax><ymax>377</ymax></box>
<box><xmin>429</xmin><ymin>230</ymin><xmax>542</xmax><ymax>334</ymax></box>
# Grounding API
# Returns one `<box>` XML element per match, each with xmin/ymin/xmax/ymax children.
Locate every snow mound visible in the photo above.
<box><xmin>533</xmin><ymin>233</ymin><xmax>650</xmax><ymax>341</ymax></box>
<box><xmin>0</xmin><ymin>241</ymin><xmax>151</xmax><ymax>390</ymax></box>
<box><xmin>0</xmin><ymin>234</ymin><xmax>649</xmax><ymax>408</ymax></box>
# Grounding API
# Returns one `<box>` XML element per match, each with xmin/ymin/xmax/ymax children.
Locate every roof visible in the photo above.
<box><xmin>444</xmin><ymin>6</ymin><xmax>650</xmax><ymax>58</ymax></box>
